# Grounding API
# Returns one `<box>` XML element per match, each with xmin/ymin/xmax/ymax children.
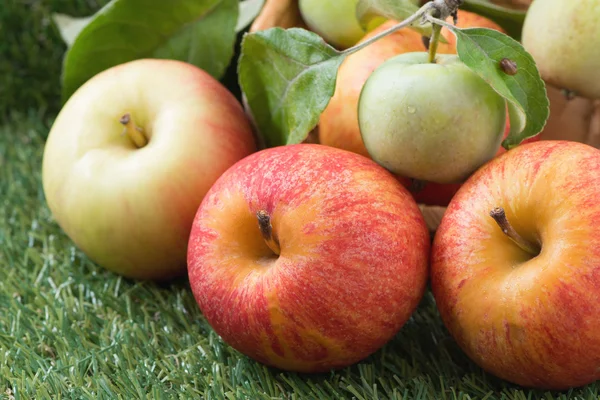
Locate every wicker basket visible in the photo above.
<box><xmin>246</xmin><ymin>0</ymin><xmax>600</xmax><ymax>233</ymax></box>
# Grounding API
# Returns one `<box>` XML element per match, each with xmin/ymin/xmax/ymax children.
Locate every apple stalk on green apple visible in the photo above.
<box><xmin>42</xmin><ymin>58</ymin><xmax>256</xmax><ymax>280</ymax></box>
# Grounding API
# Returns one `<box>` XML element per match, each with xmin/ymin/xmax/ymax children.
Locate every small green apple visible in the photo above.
<box><xmin>298</xmin><ymin>0</ymin><xmax>365</xmax><ymax>49</ymax></box>
<box><xmin>357</xmin><ymin>52</ymin><xmax>506</xmax><ymax>184</ymax></box>
<box><xmin>522</xmin><ymin>0</ymin><xmax>600</xmax><ymax>100</ymax></box>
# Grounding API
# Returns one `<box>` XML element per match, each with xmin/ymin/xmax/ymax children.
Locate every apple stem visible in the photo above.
<box><xmin>428</xmin><ymin>23</ymin><xmax>442</xmax><ymax>63</ymax></box>
<box><xmin>342</xmin><ymin>2</ymin><xmax>435</xmax><ymax>56</ymax></box>
<box><xmin>256</xmin><ymin>210</ymin><xmax>281</xmax><ymax>256</ymax></box>
<box><xmin>341</xmin><ymin>0</ymin><xmax>463</xmax><ymax>58</ymax></box>
<box><xmin>120</xmin><ymin>113</ymin><xmax>148</xmax><ymax>148</ymax></box>
<box><xmin>489</xmin><ymin>207</ymin><xmax>539</xmax><ymax>256</ymax></box>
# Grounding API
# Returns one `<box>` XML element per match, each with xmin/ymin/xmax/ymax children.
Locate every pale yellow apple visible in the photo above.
<box><xmin>42</xmin><ymin>59</ymin><xmax>256</xmax><ymax>280</ymax></box>
<box><xmin>298</xmin><ymin>0</ymin><xmax>365</xmax><ymax>49</ymax></box>
<box><xmin>522</xmin><ymin>0</ymin><xmax>600</xmax><ymax>99</ymax></box>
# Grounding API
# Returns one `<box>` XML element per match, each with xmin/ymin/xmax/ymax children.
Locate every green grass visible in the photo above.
<box><xmin>1</xmin><ymin>1</ymin><xmax>600</xmax><ymax>398</ymax></box>
<box><xmin>1</xmin><ymin>114</ymin><xmax>599</xmax><ymax>399</ymax></box>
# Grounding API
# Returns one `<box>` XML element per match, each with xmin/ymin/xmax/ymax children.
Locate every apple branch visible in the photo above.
<box><xmin>256</xmin><ymin>210</ymin><xmax>281</xmax><ymax>256</ymax></box>
<box><xmin>432</xmin><ymin>0</ymin><xmax>464</xmax><ymax>19</ymax></box>
<box><xmin>342</xmin><ymin>2</ymin><xmax>434</xmax><ymax>56</ymax></box>
<box><xmin>489</xmin><ymin>207</ymin><xmax>539</xmax><ymax>256</ymax></box>
<box><xmin>120</xmin><ymin>113</ymin><xmax>148</xmax><ymax>148</ymax></box>
<box><xmin>427</xmin><ymin>0</ymin><xmax>463</xmax><ymax>62</ymax></box>
<box><xmin>343</xmin><ymin>0</ymin><xmax>464</xmax><ymax>60</ymax></box>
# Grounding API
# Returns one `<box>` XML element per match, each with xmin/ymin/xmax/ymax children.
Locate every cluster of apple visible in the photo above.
<box><xmin>40</xmin><ymin>0</ymin><xmax>600</xmax><ymax>393</ymax></box>
<box><xmin>302</xmin><ymin>0</ymin><xmax>600</xmax><ymax>206</ymax></box>
<box><xmin>300</xmin><ymin>1</ymin><xmax>517</xmax><ymax>206</ymax></box>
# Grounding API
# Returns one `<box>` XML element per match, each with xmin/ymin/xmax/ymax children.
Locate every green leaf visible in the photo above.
<box><xmin>356</xmin><ymin>0</ymin><xmax>433</xmax><ymax>37</ymax></box>
<box><xmin>61</xmin><ymin>0</ymin><xmax>238</xmax><ymax>102</ymax></box>
<box><xmin>449</xmin><ymin>27</ymin><xmax>549</xmax><ymax>149</ymax></box>
<box><xmin>52</xmin><ymin>13</ymin><xmax>94</xmax><ymax>48</ymax></box>
<box><xmin>238</xmin><ymin>28</ymin><xmax>345</xmax><ymax>147</ymax></box>
<box><xmin>461</xmin><ymin>0</ymin><xmax>527</xmax><ymax>40</ymax></box>
<box><xmin>236</xmin><ymin>0</ymin><xmax>265</xmax><ymax>32</ymax></box>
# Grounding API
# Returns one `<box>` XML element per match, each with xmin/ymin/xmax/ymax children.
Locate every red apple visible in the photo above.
<box><xmin>42</xmin><ymin>59</ymin><xmax>257</xmax><ymax>280</ymax></box>
<box><xmin>187</xmin><ymin>144</ymin><xmax>430</xmax><ymax>372</ymax></box>
<box><xmin>431</xmin><ymin>140</ymin><xmax>600</xmax><ymax>389</ymax></box>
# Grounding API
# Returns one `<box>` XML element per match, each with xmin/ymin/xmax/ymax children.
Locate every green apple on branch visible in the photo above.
<box><xmin>238</xmin><ymin>0</ymin><xmax>549</xmax><ymax>184</ymax></box>
<box><xmin>357</xmin><ymin>52</ymin><xmax>507</xmax><ymax>183</ymax></box>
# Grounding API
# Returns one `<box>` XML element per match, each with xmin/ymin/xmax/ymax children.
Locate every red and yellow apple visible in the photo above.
<box><xmin>187</xmin><ymin>144</ymin><xmax>430</xmax><ymax>372</ymax></box>
<box><xmin>42</xmin><ymin>59</ymin><xmax>256</xmax><ymax>280</ymax></box>
<box><xmin>431</xmin><ymin>140</ymin><xmax>600</xmax><ymax>389</ymax></box>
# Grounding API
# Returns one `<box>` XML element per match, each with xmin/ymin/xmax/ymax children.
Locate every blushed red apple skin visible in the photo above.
<box><xmin>187</xmin><ymin>144</ymin><xmax>430</xmax><ymax>372</ymax></box>
<box><xmin>431</xmin><ymin>140</ymin><xmax>600</xmax><ymax>390</ymax></box>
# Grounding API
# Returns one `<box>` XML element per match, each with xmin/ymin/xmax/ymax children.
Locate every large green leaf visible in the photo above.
<box><xmin>238</xmin><ymin>28</ymin><xmax>345</xmax><ymax>148</ymax></box>
<box><xmin>60</xmin><ymin>0</ymin><xmax>238</xmax><ymax>102</ymax></box>
<box><xmin>450</xmin><ymin>27</ymin><xmax>549</xmax><ymax>149</ymax></box>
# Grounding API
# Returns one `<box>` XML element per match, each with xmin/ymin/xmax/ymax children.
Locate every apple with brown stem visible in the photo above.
<box><xmin>42</xmin><ymin>59</ymin><xmax>256</xmax><ymax>280</ymax></box>
<box><xmin>187</xmin><ymin>143</ymin><xmax>430</xmax><ymax>372</ymax></box>
<box><xmin>431</xmin><ymin>140</ymin><xmax>600</xmax><ymax>390</ymax></box>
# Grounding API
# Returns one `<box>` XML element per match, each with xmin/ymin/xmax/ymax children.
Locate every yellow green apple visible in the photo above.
<box><xmin>298</xmin><ymin>0</ymin><xmax>365</xmax><ymax>49</ymax></box>
<box><xmin>521</xmin><ymin>0</ymin><xmax>600</xmax><ymax>99</ymax></box>
<box><xmin>42</xmin><ymin>59</ymin><xmax>256</xmax><ymax>280</ymax></box>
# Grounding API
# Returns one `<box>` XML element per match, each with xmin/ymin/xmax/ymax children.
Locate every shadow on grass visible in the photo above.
<box><xmin>220</xmin><ymin>289</ymin><xmax>597</xmax><ymax>400</ymax></box>
<box><xmin>103</xmin><ymin>267</ymin><xmax>600</xmax><ymax>399</ymax></box>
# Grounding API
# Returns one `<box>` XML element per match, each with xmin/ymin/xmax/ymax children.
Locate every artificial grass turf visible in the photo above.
<box><xmin>1</xmin><ymin>115</ymin><xmax>599</xmax><ymax>399</ymax></box>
